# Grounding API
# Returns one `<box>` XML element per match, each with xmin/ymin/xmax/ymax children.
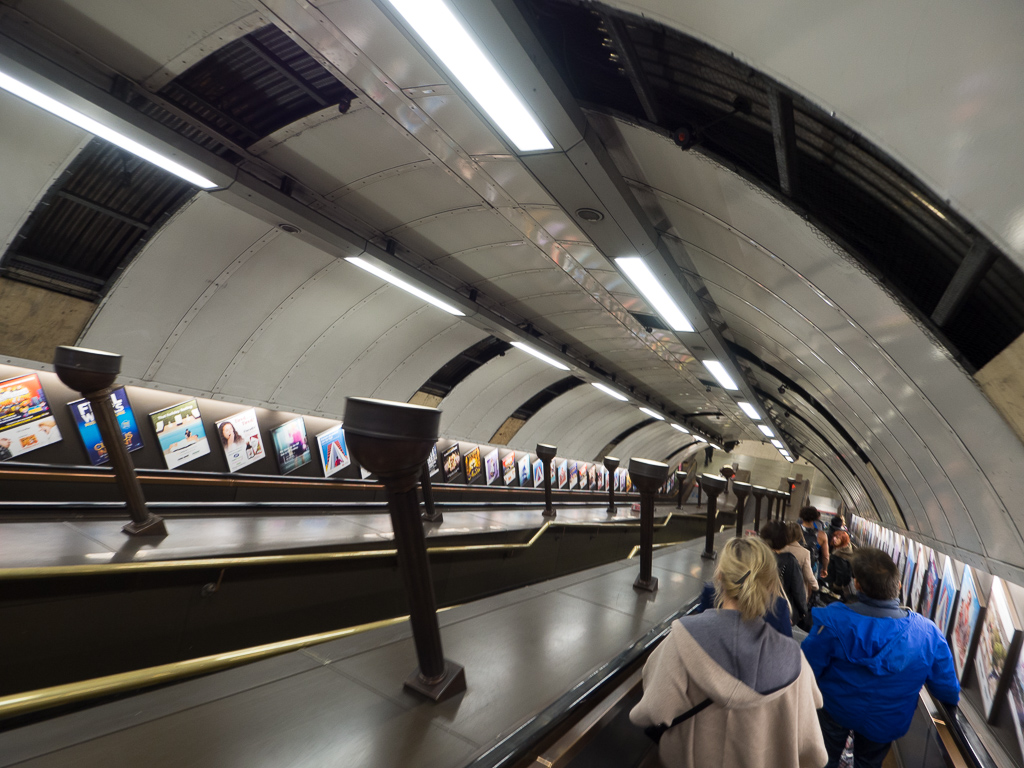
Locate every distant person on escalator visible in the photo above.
<box><xmin>760</xmin><ymin>521</ymin><xmax>809</xmax><ymax>630</ymax></box>
<box><xmin>785</xmin><ymin>522</ymin><xmax>819</xmax><ymax>603</ymax></box>
<box><xmin>630</xmin><ymin>536</ymin><xmax>827</xmax><ymax>767</ymax></box>
<box><xmin>704</xmin><ymin>445</ymin><xmax>714</xmax><ymax>466</ymax></box>
<box><xmin>799</xmin><ymin>506</ymin><xmax>830</xmax><ymax>581</ymax></box>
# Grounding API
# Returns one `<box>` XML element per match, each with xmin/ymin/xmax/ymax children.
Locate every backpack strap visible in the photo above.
<box><xmin>644</xmin><ymin>698</ymin><xmax>713</xmax><ymax>743</ymax></box>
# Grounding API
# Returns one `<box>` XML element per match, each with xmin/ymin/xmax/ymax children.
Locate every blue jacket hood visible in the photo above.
<box><xmin>814</xmin><ymin>603</ymin><xmax>918</xmax><ymax>674</ymax></box>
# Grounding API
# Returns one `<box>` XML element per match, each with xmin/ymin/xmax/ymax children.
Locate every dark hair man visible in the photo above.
<box><xmin>802</xmin><ymin>547</ymin><xmax>959</xmax><ymax>767</ymax></box>
<box><xmin>799</xmin><ymin>506</ymin><xmax>830</xmax><ymax>580</ymax></box>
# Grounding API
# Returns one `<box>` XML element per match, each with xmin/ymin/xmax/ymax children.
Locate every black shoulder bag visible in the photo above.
<box><xmin>643</xmin><ymin>698</ymin><xmax>713</xmax><ymax>743</ymax></box>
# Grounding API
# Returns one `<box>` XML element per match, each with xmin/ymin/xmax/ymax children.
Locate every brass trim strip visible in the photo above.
<box><xmin>627</xmin><ymin>540</ymin><xmax>686</xmax><ymax>560</ymax></box>
<box><xmin>0</xmin><ymin>613</ymin><xmax>415</xmax><ymax>720</ymax></box>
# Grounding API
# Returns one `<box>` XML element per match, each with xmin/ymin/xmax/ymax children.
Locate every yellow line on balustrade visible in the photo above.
<box><xmin>626</xmin><ymin>540</ymin><xmax>689</xmax><ymax>560</ymax></box>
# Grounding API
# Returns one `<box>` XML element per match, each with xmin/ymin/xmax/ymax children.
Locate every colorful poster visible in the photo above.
<box><xmin>934</xmin><ymin>556</ymin><xmax>958</xmax><ymax>636</ymax></box>
<box><xmin>910</xmin><ymin>545</ymin><xmax>929</xmax><ymax>611</ymax></box>
<box><xmin>976</xmin><ymin>578</ymin><xmax>1019</xmax><ymax>719</ymax></box>
<box><xmin>464</xmin><ymin>446</ymin><xmax>482</xmax><ymax>483</ymax></box>
<box><xmin>68</xmin><ymin>387</ymin><xmax>142</xmax><ymax>466</ymax></box>
<box><xmin>921</xmin><ymin>550</ymin><xmax>941</xmax><ymax>620</ymax></box>
<box><xmin>568</xmin><ymin>461</ymin><xmax>578</xmax><ymax>490</ymax></box>
<box><xmin>902</xmin><ymin>546</ymin><xmax>917</xmax><ymax>606</ymax></box>
<box><xmin>557</xmin><ymin>459</ymin><xmax>568</xmax><ymax>489</ymax></box>
<box><xmin>149</xmin><ymin>398</ymin><xmax>210</xmax><ymax>469</ymax></box>
<box><xmin>442</xmin><ymin>443</ymin><xmax>462</xmax><ymax>482</ymax></box>
<box><xmin>952</xmin><ymin>565</ymin><xmax>983</xmax><ymax>680</ymax></box>
<box><xmin>215</xmin><ymin>408</ymin><xmax>264</xmax><ymax>473</ymax></box>
<box><xmin>484</xmin><ymin>448</ymin><xmax>499</xmax><ymax>485</ymax></box>
<box><xmin>578</xmin><ymin>463</ymin><xmax>588</xmax><ymax>490</ymax></box>
<box><xmin>271</xmin><ymin>418</ymin><xmax>311</xmax><ymax>474</ymax></box>
<box><xmin>426</xmin><ymin>444</ymin><xmax>439</xmax><ymax>477</ymax></box>
<box><xmin>502</xmin><ymin>452</ymin><xmax>517</xmax><ymax>486</ymax></box>
<box><xmin>589</xmin><ymin>464</ymin><xmax>597</xmax><ymax>489</ymax></box>
<box><xmin>316</xmin><ymin>424</ymin><xmax>351</xmax><ymax>478</ymax></box>
<box><xmin>0</xmin><ymin>373</ymin><xmax>61</xmax><ymax>460</ymax></box>
<box><xmin>1009</xmin><ymin>672</ymin><xmax>1024</xmax><ymax>762</ymax></box>
<box><xmin>518</xmin><ymin>454</ymin><xmax>531</xmax><ymax>486</ymax></box>
<box><xmin>533</xmin><ymin>458</ymin><xmax>544</xmax><ymax>488</ymax></box>
<box><xmin>625</xmin><ymin>472</ymin><xmax>633</xmax><ymax>493</ymax></box>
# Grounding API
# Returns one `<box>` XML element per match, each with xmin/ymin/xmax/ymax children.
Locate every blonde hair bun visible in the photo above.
<box><xmin>714</xmin><ymin>536</ymin><xmax>784</xmax><ymax>621</ymax></box>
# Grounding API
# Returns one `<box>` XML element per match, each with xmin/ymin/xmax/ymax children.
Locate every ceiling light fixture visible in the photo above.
<box><xmin>510</xmin><ymin>341</ymin><xmax>569</xmax><ymax>371</ymax></box>
<box><xmin>737</xmin><ymin>401</ymin><xmax>760</xmax><ymax>420</ymax></box>
<box><xmin>693</xmin><ymin>436</ymin><xmax>707</xmax><ymax>443</ymax></box>
<box><xmin>702</xmin><ymin>360</ymin><xmax>739</xmax><ymax>390</ymax></box>
<box><xmin>385</xmin><ymin>0</ymin><xmax>553</xmax><ymax>152</ymax></box>
<box><xmin>614</xmin><ymin>257</ymin><xmax>694</xmax><ymax>332</ymax></box>
<box><xmin>0</xmin><ymin>70</ymin><xmax>218</xmax><ymax>189</ymax></box>
<box><xmin>346</xmin><ymin>257</ymin><xmax>465</xmax><ymax>316</ymax></box>
<box><xmin>591</xmin><ymin>382</ymin><xmax>628</xmax><ymax>401</ymax></box>
<box><xmin>671</xmin><ymin>423</ymin><xmax>689</xmax><ymax>433</ymax></box>
<box><xmin>771</xmin><ymin>439</ymin><xmax>784</xmax><ymax>449</ymax></box>
<box><xmin>758</xmin><ymin>424</ymin><xmax>774</xmax><ymax>437</ymax></box>
<box><xmin>639</xmin><ymin>406</ymin><xmax>664</xmax><ymax>420</ymax></box>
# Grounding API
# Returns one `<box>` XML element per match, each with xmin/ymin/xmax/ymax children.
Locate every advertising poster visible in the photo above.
<box><xmin>271</xmin><ymin>417</ymin><xmax>312</xmax><ymax>475</ymax></box>
<box><xmin>464</xmin><ymin>446</ymin><xmax>482</xmax><ymax>484</ymax></box>
<box><xmin>934</xmin><ymin>556</ymin><xmax>958</xmax><ymax>636</ymax></box>
<box><xmin>215</xmin><ymin>408</ymin><xmax>264</xmax><ymax>473</ymax></box>
<box><xmin>902</xmin><ymin>546</ymin><xmax>917</xmax><ymax>606</ymax></box>
<box><xmin>316</xmin><ymin>424</ymin><xmax>351</xmax><ymax>478</ymax></box>
<box><xmin>557</xmin><ymin>459</ymin><xmax>568</xmax><ymax>489</ymax></box>
<box><xmin>976</xmin><ymin>578</ymin><xmax>1021</xmax><ymax>721</ymax></box>
<box><xmin>518</xmin><ymin>454</ymin><xmax>531</xmax><ymax>486</ymax></box>
<box><xmin>484</xmin><ymin>448</ymin><xmax>499</xmax><ymax>485</ymax></box>
<box><xmin>921</xmin><ymin>550</ymin><xmax>941</xmax><ymax>620</ymax></box>
<box><xmin>568</xmin><ymin>461</ymin><xmax>578</xmax><ymax>490</ymax></box>
<box><xmin>911</xmin><ymin>545</ymin><xmax>929</xmax><ymax>611</ymax></box>
<box><xmin>578</xmin><ymin>463</ymin><xmax>588</xmax><ymax>490</ymax></box>
<box><xmin>502</xmin><ymin>451</ymin><xmax>517</xmax><ymax>486</ymax></box>
<box><xmin>149</xmin><ymin>398</ymin><xmax>210</xmax><ymax>469</ymax></box>
<box><xmin>1009</xmin><ymin>672</ymin><xmax>1024</xmax><ymax>761</ymax></box>
<box><xmin>426</xmin><ymin>444</ymin><xmax>439</xmax><ymax>477</ymax></box>
<box><xmin>68</xmin><ymin>387</ymin><xmax>142</xmax><ymax>466</ymax></box>
<box><xmin>952</xmin><ymin>565</ymin><xmax>984</xmax><ymax>680</ymax></box>
<box><xmin>0</xmin><ymin>373</ymin><xmax>61</xmax><ymax>461</ymax></box>
<box><xmin>625</xmin><ymin>473</ymin><xmax>633</xmax><ymax>493</ymax></box>
<box><xmin>589</xmin><ymin>464</ymin><xmax>597</xmax><ymax>489</ymax></box>
<box><xmin>597</xmin><ymin>468</ymin><xmax>605</xmax><ymax>491</ymax></box>
<box><xmin>442</xmin><ymin>443</ymin><xmax>463</xmax><ymax>482</ymax></box>
<box><xmin>533</xmin><ymin>458</ymin><xmax>544</xmax><ymax>488</ymax></box>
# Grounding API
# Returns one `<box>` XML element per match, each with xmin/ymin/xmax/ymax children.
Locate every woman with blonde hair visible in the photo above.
<box><xmin>630</xmin><ymin>536</ymin><xmax>827</xmax><ymax>767</ymax></box>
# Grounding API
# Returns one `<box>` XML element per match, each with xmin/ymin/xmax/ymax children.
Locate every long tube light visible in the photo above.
<box><xmin>758</xmin><ymin>425</ymin><xmax>775</xmax><ymax>437</ymax></box>
<box><xmin>346</xmin><ymin>257</ymin><xmax>465</xmax><ymax>316</ymax></box>
<box><xmin>737</xmin><ymin>401</ymin><xmax>760</xmax><ymax>420</ymax></box>
<box><xmin>671</xmin><ymin>423</ymin><xmax>689</xmax><ymax>433</ymax></box>
<box><xmin>0</xmin><ymin>70</ymin><xmax>218</xmax><ymax>189</ymax></box>
<box><xmin>639</xmin><ymin>406</ymin><xmax>664</xmax><ymax>420</ymax></box>
<box><xmin>591</xmin><ymin>382</ymin><xmax>628</xmax><ymax>401</ymax></box>
<box><xmin>614</xmin><ymin>257</ymin><xmax>693</xmax><ymax>332</ymax></box>
<box><xmin>386</xmin><ymin>0</ymin><xmax>552</xmax><ymax>152</ymax></box>
<box><xmin>510</xmin><ymin>341</ymin><xmax>569</xmax><ymax>371</ymax></box>
<box><xmin>702</xmin><ymin>360</ymin><xmax>739</xmax><ymax>391</ymax></box>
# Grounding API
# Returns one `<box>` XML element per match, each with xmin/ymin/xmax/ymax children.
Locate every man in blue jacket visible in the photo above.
<box><xmin>802</xmin><ymin>547</ymin><xmax>959</xmax><ymax>767</ymax></box>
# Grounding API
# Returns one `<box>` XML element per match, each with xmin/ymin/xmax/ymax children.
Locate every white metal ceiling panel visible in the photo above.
<box><xmin>436</xmin><ymin>242</ymin><xmax>539</xmax><ymax>283</ymax></box>
<box><xmin>396</xmin><ymin>208</ymin><xmax>523</xmax><ymax>261</ymax></box>
<box><xmin>522</xmin><ymin>206</ymin><xmax>589</xmax><ymax>243</ymax></box>
<box><xmin>256</xmin><ymin>107</ymin><xmax>429</xmax><ymax>196</ymax></box>
<box><xmin>511</xmin><ymin>385</ymin><xmax>611</xmax><ymax>454</ymax></box>
<box><xmin>373</xmin><ymin>321</ymin><xmax>488</xmax><ymax>404</ymax></box>
<box><xmin>80</xmin><ymin>195</ymin><xmax>272</xmax><ymax>378</ymax></box>
<box><xmin>474</xmin><ymin>158</ymin><xmax>554</xmax><ymax>206</ymax></box>
<box><xmin>412</xmin><ymin>94</ymin><xmax>507</xmax><ymax>157</ymax></box>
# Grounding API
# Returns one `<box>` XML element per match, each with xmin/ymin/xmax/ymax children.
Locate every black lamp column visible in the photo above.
<box><xmin>537</xmin><ymin>443</ymin><xmax>557</xmax><ymax>518</ymax></box>
<box><xmin>603</xmin><ymin>456</ymin><xmax>619</xmax><ymax>516</ymax></box>
<box><xmin>629</xmin><ymin>458</ymin><xmax>667</xmax><ymax>592</ymax></box>
<box><xmin>752</xmin><ymin>486</ymin><xmax>767</xmax><ymax>533</ymax></box>
<box><xmin>343</xmin><ymin>397</ymin><xmax>466</xmax><ymax>702</ymax></box>
<box><xmin>53</xmin><ymin>346</ymin><xmax>166</xmax><ymax>537</ymax></box>
<box><xmin>420</xmin><ymin>462</ymin><xmax>442</xmax><ymax>523</ymax></box>
<box><xmin>733</xmin><ymin>481</ymin><xmax>751</xmax><ymax>539</ymax></box>
<box><xmin>675</xmin><ymin>470</ymin><xmax>686</xmax><ymax>509</ymax></box>
<box><xmin>700</xmin><ymin>474</ymin><xmax>727</xmax><ymax>560</ymax></box>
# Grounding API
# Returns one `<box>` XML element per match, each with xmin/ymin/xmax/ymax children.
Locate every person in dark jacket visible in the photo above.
<box><xmin>760</xmin><ymin>521</ymin><xmax>809</xmax><ymax>630</ymax></box>
<box><xmin>802</xmin><ymin>547</ymin><xmax>959</xmax><ymax>768</ymax></box>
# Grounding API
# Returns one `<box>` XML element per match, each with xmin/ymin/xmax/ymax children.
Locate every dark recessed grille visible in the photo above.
<box><xmin>510</xmin><ymin>375</ymin><xmax>585</xmax><ymax>421</ymax></box>
<box><xmin>1</xmin><ymin>140</ymin><xmax>195</xmax><ymax>300</ymax></box>
<box><xmin>158</xmin><ymin>25</ymin><xmax>356</xmax><ymax>147</ymax></box>
<box><xmin>518</xmin><ymin>0</ymin><xmax>1024</xmax><ymax>369</ymax></box>
<box><xmin>419</xmin><ymin>336</ymin><xmax>513</xmax><ymax>399</ymax></box>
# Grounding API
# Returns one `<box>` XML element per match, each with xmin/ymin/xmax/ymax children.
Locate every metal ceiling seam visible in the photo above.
<box><xmin>445</xmin><ymin>367</ymin><xmax>568</xmax><ymax>439</ymax></box>
<box><xmin>372</xmin><ymin>322</ymin><xmax>488</xmax><ymax>401</ymax></box>
<box><xmin>327</xmin><ymin>159</ymin><xmax>439</xmax><ymax>200</ymax></box>
<box><xmin>141</xmin><ymin>226</ymin><xmax>281</xmax><ymax>381</ymax></box>
<box><xmin>440</xmin><ymin>357</ymin><xmax>548</xmax><ymax>427</ymax></box>
<box><xmin>510</xmin><ymin>385</ymin><xmax>611</xmax><ymax>451</ymax></box>
<box><xmin>562</xmin><ymin>403</ymin><xmax>649</xmax><ymax>459</ymax></box>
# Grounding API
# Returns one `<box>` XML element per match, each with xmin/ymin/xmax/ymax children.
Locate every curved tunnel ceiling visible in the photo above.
<box><xmin>0</xmin><ymin>1</ymin><xmax>1022</xmax><ymax>583</ymax></box>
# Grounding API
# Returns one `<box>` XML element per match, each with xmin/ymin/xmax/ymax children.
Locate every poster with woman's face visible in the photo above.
<box><xmin>216</xmin><ymin>409</ymin><xmax>263</xmax><ymax>473</ymax></box>
<box><xmin>952</xmin><ymin>565</ymin><xmax>982</xmax><ymax>680</ymax></box>
<box><xmin>921</xmin><ymin>551</ymin><xmax>941</xmax><ymax>620</ymax></box>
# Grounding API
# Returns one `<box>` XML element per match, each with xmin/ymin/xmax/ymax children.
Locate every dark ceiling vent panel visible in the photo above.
<box><xmin>158</xmin><ymin>25</ymin><xmax>356</xmax><ymax>147</ymax></box>
<box><xmin>1</xmin><ymin>139</ymin><xmax>195</xmax><ymax>300</ymax></box>
<box><xmin>510</xmin><ymin>375</ymin><xmax>585</xmax><ymax>421</ymax></box>
<box><xmin>418</xmin><ymin>336</ymin><xmax>513</xmax><ymax>399</ymax></box>
<box><xmin>518</xmin><ymin>0</ymin><xmax>1024</xmax><ymax>370</ymax></box>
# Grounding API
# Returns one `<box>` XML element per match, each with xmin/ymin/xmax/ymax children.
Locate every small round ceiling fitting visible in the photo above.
<box><xmin>575</xmin><ymin>207</ymin><xmax>604</xmax><ymax>222</ymax></box>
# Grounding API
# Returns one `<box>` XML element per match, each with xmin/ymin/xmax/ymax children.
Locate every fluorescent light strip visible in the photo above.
<box><xmin>0</xmin><ymin>70</ymin><xmax>218</xmax><ymax>189</ymax></box>
<box><xmin>591</xmin><ymin>382</ymin><xmax>628</xmax><ymax>401</ymax></box>
<box><xmin>693</xmin><ymin>436</ymin><xmax>707</xmax><ymax>442</ymax></box>
<box><xmin>346</xmin><ymin>257</ymin><xmax>465</xmax><ymax>316</ymax></box>
<box><xmin>771</xmin><ymin>439</ymin><xmax>784</xmax><ymax>449</ymax></box>
<box><xmin>614</xmin><ymin>257</ymin><xmax>693</xmax><ymax>332</ymax></box>
<box><xmin>671</xmin><ymin>423</ymin><xmax>689</xmax><ymax>433</ymax></box>
<box><xmin>737</xmin><ymin>401</ymin><xmax>760</xmax><ymax>420</ymax></box>
<box><xmin>386</xmin><ymin>0</ymin><xmax>552</xmax><ymax>152</ymax></box>
<box><xmin>758</xmin><ymin>424</ymin><xmax>775</xmax><ymax>437</ymax></box>
<box><xmin>510</xmin><ymin>341</ymin><xmax>569</xmax><ymax>371</ymax></box>
<box><xmin>639</xmin><ymin>406</ymin><xmax>664</xmax><ymax>421</ymax></box>
<box><xmin>702</xmin><ymin>360</ymin><xmax>739</xmax><ymax>390</ymax></box>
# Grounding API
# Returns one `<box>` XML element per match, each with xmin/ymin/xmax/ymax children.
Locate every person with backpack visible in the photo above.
<box><xmin>631</xmin><ymin>536</ymin><xmax>827</xmax><ymax>767</ymax></box>
<box><xmin>799</xmin><ymin>506</ymin><xmax>830</xmax><ymax>581</ymax></box>
<box><xmin>760</xmin><ymin>521</ymin><xmax>809</xmax><ymax>630</ymax></box>
<box><xmin>826</xmin><ymin>531</ymin><xmax>855</xmax><ymax>599</ymax></box>
<box><xmin>785</xmin><ymin>522</ymin><xmax>819</xmax><ymax>602</ymax></box>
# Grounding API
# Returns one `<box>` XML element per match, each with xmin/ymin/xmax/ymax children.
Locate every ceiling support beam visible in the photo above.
<box><xmin>598</xmin><ymin>12</ymin><xmax>660</xmax><ymax>125</ymax></box>
<box><xmin>931</xmin><ymin>239</ymin><xmax>996</xmax><ymax>327</ymax></box>
<box><xmin>55</xmin><ymin>190</ymin><xmax>151</xmax><ymax>230</ymax></box>
<box><xmin>768</xmin><ymin>87</ymin><xmax>799</xmax><ymax>198</ymax></box>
